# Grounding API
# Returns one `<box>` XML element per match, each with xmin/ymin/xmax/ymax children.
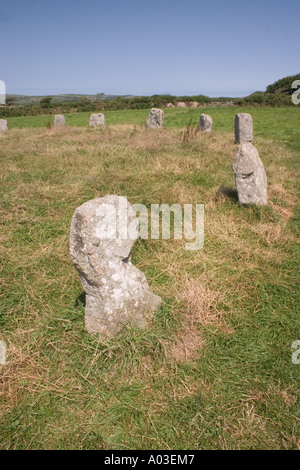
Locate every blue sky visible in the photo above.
<box><xmin>0</xmin><ymin>0</ymin><xmax>299</xmax><ymax>97</ymax></box>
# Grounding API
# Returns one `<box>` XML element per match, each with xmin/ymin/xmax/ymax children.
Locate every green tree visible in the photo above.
<box><xmin>40</xmin><ymin>96</ymin><xmax>53</xmax><ymax>107</ymax></box>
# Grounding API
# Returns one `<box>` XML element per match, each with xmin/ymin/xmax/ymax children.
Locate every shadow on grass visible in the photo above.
<box><xmin>75</xmin><ymin>292</ymin><xmax>86</xmax><ymax>308</ymax></box>
<box><xmin>215</xmin><ymin>185</ymin><xmax>238</xmax><ymax>202</ymax></box>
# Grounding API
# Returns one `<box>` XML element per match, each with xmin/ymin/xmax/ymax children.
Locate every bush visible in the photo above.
<box><xmin>40</xmin><ymin>96</ymin><xmax>53</xmax><ymax>108</ymax></box>
<box><xmin>266</xmin><ymin>73</ymin><xmax>300</xmax><ymax>95</ymax></box>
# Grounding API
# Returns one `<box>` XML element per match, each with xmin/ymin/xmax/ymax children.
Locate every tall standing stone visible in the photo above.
<box><xmin>0</xmin><ymin>119</ymin><xmax>8</xmax><ymax>131</ymax></box>
<box><xmin>146</xmin><ymin>108</ymin><xmax>163</xmax><ymax>129</ymax></box>
<box><xmin>233</xmin><ymin>143</ymin><xmax>267</xmax><ymax>205</ymax></box>
<box><xmin>89</xmin><ymin>113</ymin><xmax>105</xmax><ymax>127</ymax></box>
<box><xmin>70</xmin><ymin>195</ymin><xmax>162</xmax><ymax>338</ymax></box>
<box><xmin>54</xmin><ymin>114</ymin><xmax>65</xmax><ymax>127</ymax></box>
<box><xmin>199</xmin><ymin>114</ymin><xmax>213</xmax><ymax>133</ymax></box>
<box><xmin>235</xmin><ymin>113</ymin><xmax>253</xmax><ymax>144</ymax></box>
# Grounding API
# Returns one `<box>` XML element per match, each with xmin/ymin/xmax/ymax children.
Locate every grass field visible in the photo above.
<box><xmin>6</xmin><ymin>106</ymin><xmax>300</xmax><ymax>139</ymax></box>
<box><xmin>0</xmin><ymin>107</ymin><xmax>299</xmax><ymax>449</ymax></box>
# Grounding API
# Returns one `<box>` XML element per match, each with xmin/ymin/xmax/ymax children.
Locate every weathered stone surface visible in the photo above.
<box><xmin>54</xmin><ymin>114</ymin><xmax>65</xmax><ymax>126</ymax></box>
<box><xmin>235</xmin><ymin>113</ymin><xmax>253</xmax><ymax>143</ymax></box>
<box><xmin>233</xmin><ymin>143</ymin><xmax>267</xmax><ymax>205</ymax></box>
<box><xmin>89</xmin><ymin>113</ymin><xmax>105</xmax><ymax>127</ymax></box>
<box><xmin>0</xmin><ymin>119</ymin><xmax>8</xmax><ymax>131</ymax></box>
<box><xmin>190</xmin><ymin>101</ymin><xmax>199</xmax><ymax>108</ymax></box>
<box><xmin>211</xmin><ymin>101</ymin><xmax>234</xmax><ymax>107</ymax></box>
<box><xmin>177</xmin><ymin>102</ymin><xmax>187</xmax><ymax>108</ymax></box>
<box><xmin>166</xmin><ymin>103</ymin><xmax>175</xmax><ymax>108</ymax></box>
<box><xmin>146</xmin><ymin>108</ymin><xmax>163</xmax><ymax>129</ymax></box>
<box><xmin>199</xmin><ymin>114</ymin><xmax>213</xmax><ymax>133</ymax></box>
<box><xmin>70</xmin><ymin>195</ymin><xmax>162</xmax><ymax>338</ymax></box>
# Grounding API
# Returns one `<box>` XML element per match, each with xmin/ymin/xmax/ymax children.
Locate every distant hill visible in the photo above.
<box><xmin>4</xmin><ymin>74</ymin><xmax>300</xmax><ymax>112</ymax></box>
<box><xmin>6</xmin><ymin>93</ymin><xmax>135</xmax><ymax>105</ymax></box>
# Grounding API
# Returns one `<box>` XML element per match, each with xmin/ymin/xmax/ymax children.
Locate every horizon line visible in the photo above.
<box><xmin>6</xmin><ymin>90</ymin><xmax>259</xmax><ymax>99</ymax></box>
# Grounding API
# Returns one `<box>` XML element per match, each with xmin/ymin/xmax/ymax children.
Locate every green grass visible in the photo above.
<box><xmin>0</xmin><ymin>107</ymin><xmax>299</xmax><ymax>449</ymax></box>
<box><xmin>7</xmin><ymin>106</ymin><xmax>300</xmax><ymax>140</ymax></box>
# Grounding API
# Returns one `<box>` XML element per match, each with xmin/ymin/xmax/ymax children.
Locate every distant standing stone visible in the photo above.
<box><xmin>199</xmin><ymin>114</ymin><xmax>213</xmax><ymax>133</ymax></box>
<box><xmin>166</xmin><ymin>103</ymin><xmax>175</xmax><ymax>108</ymax></box>
<box><xmin>190</xmin><ymin>101</ymin><xmax>199</xmax><ymax>108</ymax></box>
<box><xmin>0</xmin><ymin>119</ymin><xmax>8</xmax><ymax>131</ymax></box>
<box><xmin>233</xmin><ymin>143</ymin><xmax>267</xmax><ymax>205</ymax></box>
<box><xmin>177</xmin><ymin>102</ymin><xmax>187</xmax><ymax>108</ymax></box>
<box><xmin>89</xmin><ymin>113</ymin><xmax>105</xmax><ymax>127</ymax></box>
<box><xmin>70</xmin><ymin>195</ymin><xmax>162</xmax><ymax>338</ymax></box>
<box><xmin>146</xmin><ymin>108</ymin><xmax>163</xmax><ymax>129</ymax></box>
<box><xmin>235</xmin><ymin>113</ymin><xmax>253</xmax><ymax>144</ymax></box>
<box><xmin>54</xmin><ymin>114</ymin><xmax>65</xmax><ymax>126</ymax></box>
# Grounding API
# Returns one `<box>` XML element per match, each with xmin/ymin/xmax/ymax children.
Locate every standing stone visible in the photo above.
<box><xmin>177</xmin><ymin>102</ymin><xmax>187</xmax><ymax>108</ymax></box>
<box><xmin>89</xmin><ymin>113</ymin><xmax>105</xmax><ymax>127</ymax></box>
<box><xmin>190</xmin><ymin>101</ymin><xmax>199</xmax><ymax>108</ymax></box>
<box><xmin>233</xmin><ymin>143</ymin><xmax>267</xmax><ymax>205</ymax></box>
<box><xmin>199</xmin><ymin>114</ymin><xmax>213</xmax><ymax>133</ymax></box>
<box><xmin>235</xmin><ymin>113</ymin><xmax>253</xmax><ymax>144</ymax></box>
<box><xmin>166</xmin><ymin>103</ymin><xmax>175</xmax><ymax>108</ymax></box>
<box><xmin>54</xmin><ymin>114</ymin><xmax>65</xmax><ymax>126</ymax></box>
<box><xmin>0</xmin><ymin>119</ymin><xmax>8</xmax><ymax>131</ymax></box>
<box><xmin>146</xmin><ymin>108</ymin><xmax>163</xmax><ymax>129</ymax></box>
<box><xmin>70</xmin><ymin>195</ymin><xmax>162</xmax><ymax>338</ymax></box>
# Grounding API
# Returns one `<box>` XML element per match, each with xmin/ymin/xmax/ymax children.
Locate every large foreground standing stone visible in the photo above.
<box><xmin>54</xmin><ymin>114</ymin><xmax>65</xmax><ymax>126</ymax></box>
<box><xmin>70</xmin><ymin>195</ymin><xmax>162</xmax><ymax>338</ymax></box>
<box><xmin>199</xmin><ymin>114</ymin><xmax>213</xmax><ymax>133</ymax></box>
<box><xmin>146</xmin><ymin>108</ymin><xmax>163</xmax><ymax>129</ymax></box>
<box><xmin>0</xmin><ymin>119</ymin><xmax>8</xmax><ymax>131</ymax></box>
<box><xmin>89</xmin><ymin>113</ymin><xmax>105</xmax><ymax>127</ymax></box>
<box><xmin>233</xmin><ymin>143</ymin><xmax>267</xmax><ymax>205</ymax></box>
<box><xmin>235</xmin><ymin>113</ymin><xmax>253</xmax><ymax>143</ymax></box>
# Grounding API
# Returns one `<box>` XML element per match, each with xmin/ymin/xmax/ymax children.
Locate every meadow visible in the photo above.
<box><xmin>0</xmin><ymin>106</ymin><xmax>299</xmax><ymax>449</ymax></box>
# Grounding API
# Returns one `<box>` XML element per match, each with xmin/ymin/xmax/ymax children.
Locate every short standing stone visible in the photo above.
<box><xmin>177</xmin><ymin>102</ymin><xmax>187</xmax><ymax>108</ymax></box>
<box><xmin>199</xmin><ymin>114</ymin><xmax>213</xmax><ymax>133</ymax></box>
<box><xmin>166</xmin><ymin>103</ymin><xmax>175</xmax><ymax>108</ymax></box>
<box><xmin>54</xmin><ymin>114</ymin><xmax>65</xmax><ymax>126</ymax></box>
<box><xmin>233</xmin><ymin>143</ymin><xmax>267</xmax><ymax>205</ymax></box>
<box><xmin>0</xmin><ymin>119</ymin><xmax>8</xmax><ymax>131</ymax></box>
<box><xmin>89</xmin><ymin>113</ymin><xmax>105</xmax><ymax>127</ymax></box>
<box><xmin>146</xmin><ymin>108</ymin><xmax>163</xmax><ymax>129</ymax></box>
<box><xmin>70</xmin><ymin>195</ymin><xmax>162</xmax><ymax>338</ymax></box>
<box><xmin>190</xmin><ymin>101</ymin><xmax>199</xmax><ymax>108</ymax></box>
<box><xmin>235</xmin><ymin>113</ymin><xmax>253</xmax><ymax>144</ymax></box>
